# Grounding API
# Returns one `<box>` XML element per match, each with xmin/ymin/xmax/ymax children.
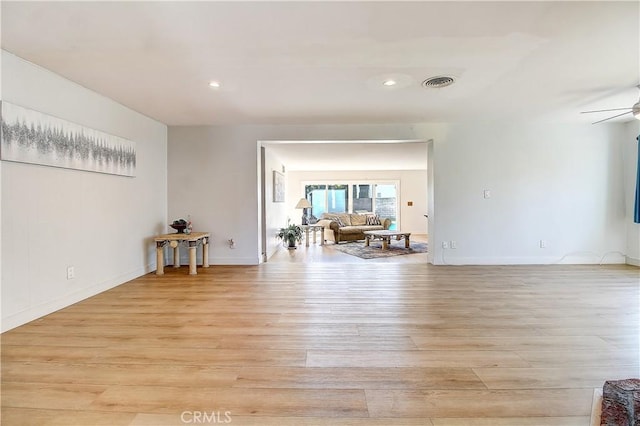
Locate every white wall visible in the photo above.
<box><xmin>263</xmin><ymin>149</ymin><xmax>287</xmax><ymax>260</ymax></box>
<box><xmin>1</xmin><ymin>51</ymin><xmax>168</xmax><ymax>331</ymax></box>
<box><xmin>168</xmin><ymin>120</ymin><xmax>630</xmax><ymax>267</ymax></box>
<box><xmin>0</xmin><ymin>47</ymin><xmax>3</xmax><ymax>325</ymax></box>
<box><xmin>285</xmin><ymin>169</ymin><xmax>428</xmax><ymax>234</ymax></box>
<box><xmin>427</xmin><ymin>140</ymin><xmax>435</xmax><ymax>264</ymax></box>
<box><xmin>167</xmin><ymin>123</ymin><xmax>417</xmax><ymax>264</ymax></box>
<box><xmin>418</xmin><ymin>121</ymin><xmax>628</xmax><ymax>265</ymax></box>
<box><xmin>168</xmin><ymin>126</ymin><xmax>264</xmax><ymax>265</ymax></box>
<box><xmin>622</xmin><ymin>120</ymin><xmax>640</xmax><ymax>265</ymax></box>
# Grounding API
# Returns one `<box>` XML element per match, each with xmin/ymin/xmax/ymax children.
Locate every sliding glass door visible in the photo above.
<box><xmin>327</xmin><ymin>184</ymin><xmax>349</xmax><ymax>213</ymax></box>
<box><xmin>352</xmin><ymin>184</ymin><xmax>373</xmax><ymax>213</ymax></box>
<box><xmin>305</xmin><ymin>185</ymin><xmax>326</xmax><ymax>218</ymax></box>
<box><xmin>305</xmin><ymin>181</ymin><xmax>398</xmax><ymax>229</ymax></box>
<box><xmin>374</xmin><ymin>184</ymin><xmax>397</xmax><ymax>230</ymax></box>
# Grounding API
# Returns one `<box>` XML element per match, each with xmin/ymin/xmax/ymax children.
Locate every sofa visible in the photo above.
<box><xmin>316</xmin><ymin>212</ymin><xmax>391</xmax><ymax>243</ymax></box>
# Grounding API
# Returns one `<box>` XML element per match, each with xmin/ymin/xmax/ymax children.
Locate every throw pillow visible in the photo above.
<box><xmin>366</xmin><ymin>214</ymin><xmax>381</xmax><ymax>225</ymax></box>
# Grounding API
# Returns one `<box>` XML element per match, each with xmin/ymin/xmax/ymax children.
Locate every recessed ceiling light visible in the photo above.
<box><xmin>367</xmin><ymin>74</ymin><xmax>413</xmax><ymax>90</ymax></box>
<box><xmin>209</xmin><ymin>81</ymin><xmax>221</xmax><ymax>88</ymax></box>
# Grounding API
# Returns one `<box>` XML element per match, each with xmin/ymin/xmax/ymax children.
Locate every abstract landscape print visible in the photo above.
<box><xmin>0</xmin><ymin>101</ymin><xmax>136</xmax><ymax>177</ymax></box>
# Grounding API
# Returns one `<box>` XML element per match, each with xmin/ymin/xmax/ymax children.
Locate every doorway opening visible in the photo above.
<box><xmin>258</xmin><ymin>139</ymin><xmax>431</xmax><ymax>264</ymax></box>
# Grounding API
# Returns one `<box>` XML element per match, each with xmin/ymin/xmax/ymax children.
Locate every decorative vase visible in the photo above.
<box><xmin>170</xmin><ymin>224</ymin><xmax>187</xmax><ymax>234</ymax></box>
<box><xmin>287</xmin><ymin>237</ymin><xmax>297</xmax><ymax>248</ymax></box>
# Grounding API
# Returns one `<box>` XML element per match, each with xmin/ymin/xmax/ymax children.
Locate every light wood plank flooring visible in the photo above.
<box><xmin>269</xmin><ymin>234</ymin><xmax>429</xmax><ymax>264</ymax></box>
<box><xmin>2</xmin><ymin>248</ymin><xmax>638</xmax><ymax>425</ymax></box>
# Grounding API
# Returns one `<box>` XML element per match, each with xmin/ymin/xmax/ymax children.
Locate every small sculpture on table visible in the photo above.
<box><xmin>170</xmin><ymin>219</ymin><xmax>188</xmax><ymax>234</ymax></box>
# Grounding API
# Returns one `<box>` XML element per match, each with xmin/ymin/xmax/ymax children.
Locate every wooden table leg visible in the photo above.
<box><xmin>172</xmin><ymin>241</ymin><xmax>180</xmax><ymax>268</ymax></box>
<box><xmin>365</xmin><ymin>235</ymin><xmax>370</xmax><ymax>247</ymax></box>
<box><xmin>382</xmin><ymin>237</ymin><xmax>389</xmax><ymax>250</ymax></box>
<box><xmin>155</xmin><ymin>241</ymin><xmax>166</xmax><ymax>275</ymax></box>
<box><xmin>320</xmin><ymin>227</ymin><xmax>324</xmax><ymax>246</ymax></box>
<box><xmin>188</xmin><ymin>241</ymin><xmax>197</xmax><ymax>275</ymax></box>
<box><xmin>405</xmin><ymin>234</ymin><xmax>410</xmax><ymax>248</ymax></box>
<box><xmin>202</xmin><ymin>237</ymin><xmax>209</xmax><ymax>268</ymax></box>
<box><xmin>305</xmin><ymin>227</ymin><xmax>310</xmax><ymax>247</ymax></box>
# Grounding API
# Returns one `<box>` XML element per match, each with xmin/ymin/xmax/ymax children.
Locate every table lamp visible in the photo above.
<box><xmin>295</xmin><ymin>198</ymin><xmax>312</xmax><ymax>225</ymax></box>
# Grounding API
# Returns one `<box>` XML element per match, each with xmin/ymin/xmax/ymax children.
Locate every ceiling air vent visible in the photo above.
<box><xmin>422</xmin><ymin>76</ymin><xmax>455</xmax><ymax>89</ymax></box>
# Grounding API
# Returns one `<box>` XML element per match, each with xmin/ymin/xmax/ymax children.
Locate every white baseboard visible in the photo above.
<box><xmin>590</xmin><ymin>387</ymin><xmax>602</xmax><ymax>426</ymax></box>
<box><xmin>626</xmin><ymin>256</ymin><xmax>640</xmax><ymax>266</ymax></box>
<box><xmin>554</xmin><ymin>253</ymin><xmax>626</xmax><ymax>264</ymax></box>
<box><xmin>433</xmin><ymin>254</ymin><xmax>626</xmax><ymax>266</ymax></box>
<box><xmin>209</xmin><ymin>256</ymin><xmax>259</xmax><ymax>265</ymax></box>
<box><xmin>1</xmin><ymin>264</ymin><xmax>153</xmax><ymax>333</ymax></box>
<box><xmin>175</xmin><ymin>254</ymin><xmax>260</xmax><ymax>266</ymax></box>
<box><xmin>433</xmin><ymin>256</ymin><xmax>556</xmax><ymax>266</ymax></box>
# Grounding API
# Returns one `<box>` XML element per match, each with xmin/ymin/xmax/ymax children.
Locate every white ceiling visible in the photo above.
<box><xmin>266</xmin><ymin>140</ymin><xmax>428</xmax><ymax>171</ymax></box>
<box><xmin>1</xmin><ymin>1</ymin><xmax>638</xmax><ymax>170</ymax></box>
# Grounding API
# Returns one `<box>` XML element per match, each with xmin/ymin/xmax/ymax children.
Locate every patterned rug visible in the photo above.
<box><xmin>331</xmin><ymin>241</ymin><xmax>428</xmax><ymax>259</ymax></box>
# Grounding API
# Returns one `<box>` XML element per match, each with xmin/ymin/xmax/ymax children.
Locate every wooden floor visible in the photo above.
<box><xmin>2</xmin><ymin>242</ymin><xmax>639</xmax><ymax>425</ymax></box>
<box><xmin>269</xmin><ymin>234</ymin><xmax>430</xmax><ymax>264</ymax></box>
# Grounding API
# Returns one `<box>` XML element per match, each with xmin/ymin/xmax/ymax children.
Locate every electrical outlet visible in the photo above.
<box><xmin>539</xmin><ymin>240</ymin><xmax>546</xmax><ymax>248</ymax></box>
<box><xmin>66</xmin><ymin>266</ymin><xmax>75</xmax><ymax>280</ymax></box>
<box><xmin>483</xmin><ymin>189</ymin><xmax>491</xmax><ymax>199</ymax></box>
<box><xmin>441</xmin><ymin>241</ymin><xmax>449</xmax><ymax>249</ymax></box>
<box><xmin>450</xmin><ymin>240</ymin><xmax>457</xmax><ymax>249</ymax></box>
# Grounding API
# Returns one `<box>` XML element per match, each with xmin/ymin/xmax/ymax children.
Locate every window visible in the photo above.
<box><xmin>374</xmin><ymin>184</ymin><xmax>397</xmax><ymax>230</ymax></box>
<box><xmin>327</xmin><ymin>184</ymin><xmax>349</xmax><ymax>213</ymax></box>
<box><xmin>305</xmin><ymin>185</ymin><xmax>326</xmax><ymax>217</ymax></box>
<box><xmin>305</xmin><ymin>181</ymin><xmax>398</xmax><ymax>229</ymax></box>
<box><xmin>352</xmin><ymin>184</ymin><xmax>373</xmax><ymax>212</ymax></box>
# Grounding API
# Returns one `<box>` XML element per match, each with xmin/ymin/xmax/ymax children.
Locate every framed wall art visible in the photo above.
<box><xmin>273</xmin><ymin>170</ymin><xmax>285</xmax><ymax>202</ymax></box>
<box><xmin>0</xmin><ymin>101</ymin><xmax>136</xmax><ymax>177</ymax></box>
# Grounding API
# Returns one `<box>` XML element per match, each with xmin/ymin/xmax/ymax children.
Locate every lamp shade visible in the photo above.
<box><xmin>295</xmin><ymin>198</ymin><xmax>312</xmax><ymax>209</ymax></box>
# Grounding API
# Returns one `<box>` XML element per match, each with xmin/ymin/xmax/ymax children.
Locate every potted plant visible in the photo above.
<box><xmin>277</xmin><ymin>222</ymin><xmax>303</xmax><ymax>249</ymax></box>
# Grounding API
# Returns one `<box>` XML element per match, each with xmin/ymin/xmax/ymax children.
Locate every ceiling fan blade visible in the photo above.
<box><xmin>581</xmin><ymin>107</ymin><xmax>632</xmax><ymax>114</ymax></box>
<box><xmin>591</xmin><ymin>110</ymin><xmax>633</xmax><ymax>124</ymax></box>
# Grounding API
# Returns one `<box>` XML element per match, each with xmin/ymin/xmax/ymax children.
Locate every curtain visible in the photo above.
<box><xmin>635</xmin><ymin>135</ymin><xmax>640</xmax><ymax>223</ymax></box>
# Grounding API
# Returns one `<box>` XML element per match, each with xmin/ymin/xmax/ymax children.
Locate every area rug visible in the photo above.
<box><xmin>600</xmin><ymin>378</ymin><xmax>640</xmax><ymax>425</ymax></box>
<box><xmin>331</xmin><ymin>241</ymin><xmax>428</xmax><ymax>259</ymax></box>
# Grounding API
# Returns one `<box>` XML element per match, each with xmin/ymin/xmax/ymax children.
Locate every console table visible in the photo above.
<box><xmin>301</xmin><ymin>224</ymin><xmax>325</xmax><ymax>247</ymax></box>
<box><xmin>154</xmin><ymin>232</ymin><xmax>210</xmax><ymax>275</ymax></box>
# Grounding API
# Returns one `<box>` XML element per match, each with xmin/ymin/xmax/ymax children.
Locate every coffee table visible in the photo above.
<box><xmin>364</xmin><ymin>230</ymin><xmax>411</xmax><ymax>250</ymax></box>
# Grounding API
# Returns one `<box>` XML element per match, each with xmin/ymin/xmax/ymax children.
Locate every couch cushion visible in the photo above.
<box><xmin>350</xmin><ymin>214</ymin><xmax>368</xmax><ymax>226</ymax></box>
<box><xmin>359</xmin><ymin>225</ymin><xmax>385</xmax><ymax>231</ymax></box>
<box><xmin>336</xmin><ymin>226</ymin><xmax>365</xmax><ymax>235</ymax></box>
<box><xmin>338</xmin><ymin>225</ymin><xmax>384</xmax><ymax>234</ymax></box>
<box><xmin>336</xmin><ymin>213</ymin><xmax>351</xmax><ymax>226</ymax></box>
<box><xmin>320</xmin><ymin>213</ymin><xmax>342</xmax><ymax>227</ymax></box>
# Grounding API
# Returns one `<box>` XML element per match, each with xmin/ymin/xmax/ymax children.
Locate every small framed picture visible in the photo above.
<box><xmin>273</xmin><ymin>170</ymin><xmax>285</xmax><ymax>202</ymax></box>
